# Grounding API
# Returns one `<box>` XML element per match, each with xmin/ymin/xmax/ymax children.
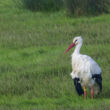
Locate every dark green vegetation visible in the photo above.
<box><xmin>64</xmin><ymin>0</ymin><xmax>110</xmax><ymax>16</ymax></box>
<box><xmin>22</xmin><ymin>0</ymin><xmax>63</xmax><ymax>11</ymax></box>
<box><xmin>0</xmin><ymin>0</ymin><xmax>110</xmax><ymax>110</ymax></box>
<box><xmin>21</xmin><ymin>0</ymin><xmax>110</xmax><ymax>15</ymax></box>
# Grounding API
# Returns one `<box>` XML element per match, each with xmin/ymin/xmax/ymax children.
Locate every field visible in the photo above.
<box><xmin>0</xmin><ymin>0</ymin><xmax>110</xmax><ymax>110</ymax></box>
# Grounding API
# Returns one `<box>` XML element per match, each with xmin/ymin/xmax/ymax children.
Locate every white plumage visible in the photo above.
<box><xmin>64</xmin><ymin>36</ymin><xmax>102</xmax><ymax>98</ymax></box>
<box><xmin>71</xmin><ymin>53</ymin><xmax>101</xmax><ymax>86</ymax></box>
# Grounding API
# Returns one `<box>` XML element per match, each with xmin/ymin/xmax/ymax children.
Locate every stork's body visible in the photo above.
<box><xmin>64</xmin><ymin>36</ymin><xmax>102</xmax><ymax>98</ymax></box>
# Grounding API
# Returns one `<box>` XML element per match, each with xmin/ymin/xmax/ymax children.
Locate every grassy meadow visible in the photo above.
<box><xmin>0</xmin><ymin>0</ymin><xmax>110</xmax><ymax>110</ymax></box>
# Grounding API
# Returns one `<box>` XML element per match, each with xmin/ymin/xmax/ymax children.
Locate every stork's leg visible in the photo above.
<box><xmin>91</xmin><ymin>87</ymin><xmax>94</xmax><ymax>99</ymax></box>
<box><xmin>83</xmin><ymin>86</ymin><xmax>86</xmax><ymax>99</ymax></box>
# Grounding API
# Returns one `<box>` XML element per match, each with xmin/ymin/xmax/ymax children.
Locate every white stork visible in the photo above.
<box><xmin>64</xmin><ymin>36</ymin><xmax>102</xmax><ymax>99</ymax></box>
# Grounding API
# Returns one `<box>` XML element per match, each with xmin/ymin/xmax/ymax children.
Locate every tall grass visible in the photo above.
<box><xmin>0</xmin><ymin>0</ymin><xmax>110</xmax><ymax>110</ymax></box>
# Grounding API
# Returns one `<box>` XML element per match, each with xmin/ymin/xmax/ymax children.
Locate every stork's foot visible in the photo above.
<box><xmin>83</xmin><ymin>87</ymin><xmax>86</xmax><ymax>99</ymax></box>
<box><xmin>91</xmin><ymin>87</ymin><xmax>94</xmax><ymax>99</ymax></box>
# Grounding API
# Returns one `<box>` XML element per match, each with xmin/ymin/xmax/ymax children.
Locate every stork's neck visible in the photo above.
<box><xmin>74</xmin><ymin>43</ymin><xmax>82</xmax><ymax>54</ymax></box>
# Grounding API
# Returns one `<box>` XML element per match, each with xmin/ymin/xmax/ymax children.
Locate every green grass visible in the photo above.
<box><xmin>0</xmin><ymin>0</ymin><xmax>110</xmax><ymax>110</ymax></box>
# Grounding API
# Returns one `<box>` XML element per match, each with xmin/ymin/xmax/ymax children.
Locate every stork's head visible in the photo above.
<box><xmin>64</xmin><ymin>36</ymin><xmax>83</xmax><ymax>54</ymax></box>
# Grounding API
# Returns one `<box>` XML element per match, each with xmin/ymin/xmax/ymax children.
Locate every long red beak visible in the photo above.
<box><xmin>64</xmin><ymin>43</ymin><xmax>75</xmax><ymax>54</ymax></box>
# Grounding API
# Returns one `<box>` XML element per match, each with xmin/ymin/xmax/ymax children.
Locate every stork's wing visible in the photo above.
<box><xmin>92</xmin><ymin>74</ymin><xmax>102</xmax><ymax>92</ymax></box>
<box><xmin>73</xmin><ymin>78</ymin><xmax>84</xmax><ymax>95</ymax></box>
<box><xmin>80</xmin><ymin>55</ymin><xmax>102</xmax><ymax>75</ymax></box>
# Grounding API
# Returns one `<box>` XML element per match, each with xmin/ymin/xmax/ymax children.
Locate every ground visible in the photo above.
<box><xmin>0</xmin><ymin>0</ymin><xmax>110</xmax><ymax>110</ymax></box>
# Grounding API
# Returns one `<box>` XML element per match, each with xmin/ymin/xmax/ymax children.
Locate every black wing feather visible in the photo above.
<box><xmin>73</xmin><ymin>78</ymin><xmax>84</xmax><ymax>96</ymax></box>
<box><xmin>92</xmin><ymin>74</ymin><xmax>102</xmax><ymax>91</ymax></box>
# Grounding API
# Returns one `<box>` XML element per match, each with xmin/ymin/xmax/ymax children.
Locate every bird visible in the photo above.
<box><xmin>64</xmin><ymin>36</ymin><xmax>102</xmax><ymax>99</ymax></box>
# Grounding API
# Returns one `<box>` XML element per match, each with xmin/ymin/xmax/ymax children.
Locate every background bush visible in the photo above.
<box><xmin>21</xmin><ymin>0</ymin><xmax>110</xmax><ymax>15</ymax></box>
<box><xmin>63</xmin><ymin>0</ymin><xmax>110</xmax><ymax>16</ymax></box>
<box><xmin>22</xmin><ymin>0</ymin><xmax>63</xmax><ymax>11</ymax></box>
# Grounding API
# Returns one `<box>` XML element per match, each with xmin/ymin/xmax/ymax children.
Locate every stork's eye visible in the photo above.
<box><xmin>75</xmin><ymin>40</ymin><xmax>77</xmax><ymax>42</ymax></box>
